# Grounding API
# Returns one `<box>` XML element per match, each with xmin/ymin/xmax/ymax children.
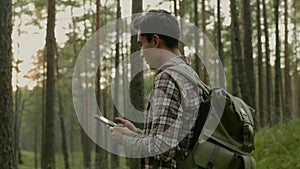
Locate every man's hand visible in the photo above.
<box><xmin>115</xmin><ymin>117</ymin><xmax>137</xmax><ymax>132</ymax></box>
<box><xmin>108</xmin><ymin>126</ymin><xmax>132</xmax><ymax>144</ymax></box>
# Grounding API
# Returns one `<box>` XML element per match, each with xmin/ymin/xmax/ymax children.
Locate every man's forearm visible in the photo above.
<box><xmin>122</xmin><ymin>132</ymin><xmax>151</xmax><ymax>157</ymax></box>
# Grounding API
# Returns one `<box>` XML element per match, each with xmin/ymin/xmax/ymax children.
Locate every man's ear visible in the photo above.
<box><xmin>151</xmin><ymin>34</ymin><xmax>160</xmax><ymax>48</ymax></box>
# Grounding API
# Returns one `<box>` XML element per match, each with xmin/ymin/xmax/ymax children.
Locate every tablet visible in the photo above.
<box><xmin>94</xmin><ymin>115</ymin><xmax>117</xmax><ymax>127</ymax></box>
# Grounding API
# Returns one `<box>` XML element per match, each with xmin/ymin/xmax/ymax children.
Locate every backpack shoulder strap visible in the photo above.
<box><xmin>165</xmin><ymin>66</ymin><xmax>210</xmax><ymax>95</ymax></box>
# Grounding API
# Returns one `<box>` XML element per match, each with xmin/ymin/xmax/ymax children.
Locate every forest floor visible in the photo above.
<box><xmin>19</xmin><ymin>119</ymin><xmax>300</xmax><ymax>169</ymax></box>
<box><xmin>19</xmin><ymin>150</ymin><xmax>129</xmax><ymax>169</ymax></box>
<box><xmin>253</xmin><ymin>118</ymin><xmax>300</xmax><ymax>169</ymax></box>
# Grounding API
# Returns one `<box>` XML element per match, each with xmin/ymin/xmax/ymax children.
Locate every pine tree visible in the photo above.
<box><xmin>256</xmin><ymin>0</ymin><xmax>264</xmax><ymax>127</ymax></box>
<box><xmin>41</xmin><ymin>0</ymin><xmax>56</xmax><ymax>168</ymax></box>
<box><xmin>262</xmin><ymin>0</ymin><xmax>272</xmax><ymax>126</ymax></box>
<box><xmin>0</xmin><ymin>0</ymin><xmax>16</xmax><ymax>168</ymax></box>
<box><xmin>194</xmin><ymin>0</ymin><xmax>200</xmax><ymax>76</ymax></box>
<box><xmin>111</xmin><ymin>0</ymin><xmax>121</xmax><ymax>168</ymax></box>
<box><xmin>230</xmin><ymin>0</ymin><xmax>244</xmax><ymax>96</ymax></box>
<box><xmin>274</xmin><ymin>0</ymin><xmax>282</xmax><ymax>124</ymax></box>
<box><xmin>202</xmin><ymin>0</ymin><xmax>209</xmax><ymax>83</ymax></box>
<box><xmin>129</xmin><ymin>0</ymin><xmax>143</xmax><ymax>168</ymax></box>
<box><xmin>242</xmin><ymin>0</ymin><xmax>255</xmax><ymax>109</ymax></box>
<box><xmin>217</xmin><ymin>0</ymin><xmax>224</xmax><ymax>69</ymax></box>
<box><xmin>283</xmin><ymin>0</ymin><xmax>291</xmax><ymax>121</ymax></box>
<box><xmin>94</xmin><ymin>0</ymin><xmax>108</xmax><ymax>169</ymax></box>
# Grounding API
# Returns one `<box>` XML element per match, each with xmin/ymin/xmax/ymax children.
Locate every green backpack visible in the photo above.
<box><xmin>167</xmin><ymin>66</ymin><xmax>256</xmax><ymax>169</ymax></box>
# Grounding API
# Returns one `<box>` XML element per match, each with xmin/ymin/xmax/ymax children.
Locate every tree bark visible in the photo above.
<box><xmin>202</xmin><ymin>0</ymin><xmax>209</xmax><ymax>84</ymax></box>
<box><xmin>256</xmin><ymin>0</ymin><xmax>264</xmax><ymax>127</ymax></box>
<box><xmin>230</xmin><ymin>40</ymin><xmax>239</xmax><ymax>96</ymax></box>
<box><xmin>230</xmin><ymin>0</ymin><xmax>244</xmax><ymax>97</ymax></box>
<box><xmin>95</xmin><ymin>60</ymin><xmax>108</xmax><ymax>169</ymax></box>
<box><xmin>70</xmin><ymin>3</ymin><xmax>77</xmax><ymax>168</ymax></box>
<box><xmin>262</xmin><ymin>0</ymin><xmax>272</xmax><ymax>126</ymax></box>
<box><xmin>14</xmin><ymin>60</ymin><xmax>23</xmax><ymax>168</ymax></box>
<box><xmin>81</xmin><ymin>0</ymin><xmax>92</xmax><ymax>168</ymax></box>
<box><xmin>94</xmin><ymin>1</ymin><xmax>108</xmax><ymax>169</ymax></box>
<box><xmin>284</xmin><ymin>0</ymin><xmax>291</xmax><ymax>121</ymax></box>
<box><xmin>293</xmin><ymin>2</ymin><xmax>300</xmax><ymax>118</ymax></box>
<box><xmin>58</xmin><ymin>93</ymin><xmax>70</xmax><ymax>169</ymax></box>
<box><xmin>111</xmin><ymin>0</ymin><xmax>121</xmax><ymax>168</ymax></box>
<box><xmin>34</xmin><ymin>119</ymin><xmax>38</xmax><ymax>169</ymax></box>
<box><xmin>194</xmin><ymin>0</ymin><xmax>200</xmax><ymax>76</ymax></box>
<box><xmin>274</xmin><ymin>0</ymin><xmax>282</xmax><ymax>124</ymax></box>
<box><xmin>56</xmin><ymin>49</ymin><xmax>70</xmax><ymax>169</ymax></box>
<box><xmin>81</xmin><ymin>129</ymin><xmax>91</xmax><ymax>169</ymax></box>
<box><xmin>217</xmin><ymin>0</ymin><xmax>224</xmax><ymax>83</ymax></box>
<box><xmin>179</xmin><ymin>0</ymin><xmax>185</xmax><ymax>55</ymax></box>
<box><xmin>16</xmin><ymin>96</ymin><xmax>24</xmax><ymax>166</ymax></box>
<box><xmin>41</xmin><ymin>0</ymin><xmax>56</xmax><ymax>168</ymax></box>
<box><xmin>295</xmin><ymin>63</ymin><xmax>300</xmax><ymax>118</ymax></box>
<box><xmin>129</xmin><ymin>0</ymin><xmax>143</xmax><ymax>168</ymax></box>
<box><xmin>242</xmin><ymin>0</ymin><xmax>255</xmax><ymax>109</ymax></box>
<box><xmin>173</xmin><ymin>0</ymin><xmax>178</xmax><ymax>16</ymax></box>
<box><xmin>0</xmin><ymin>0</ymin><xmax>16</xmax><ymax>168</ymax></box>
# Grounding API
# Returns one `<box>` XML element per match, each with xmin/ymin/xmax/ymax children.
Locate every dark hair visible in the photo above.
<box><xmin>133</xmin><ymin>9</ymin><xmax>180</xmax><ymax>49</ymax></box>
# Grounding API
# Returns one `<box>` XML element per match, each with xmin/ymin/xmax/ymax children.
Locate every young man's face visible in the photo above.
<box><xmin>137</xmin><ymin>34</ymin><xmax>161</xmax><ymax>68</ymax></box>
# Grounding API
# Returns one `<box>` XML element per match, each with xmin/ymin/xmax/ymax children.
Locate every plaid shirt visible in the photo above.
<box><xmin>123</xmin><ymin>56</ymin><xmax>203</xmax><ymax>169</ymax></box>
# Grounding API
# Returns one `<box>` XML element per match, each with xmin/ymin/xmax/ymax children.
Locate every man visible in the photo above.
<box><xmin>108</xmin><ymin>10</ymin><xmax>205</xmax><ymax>169</ymax></box>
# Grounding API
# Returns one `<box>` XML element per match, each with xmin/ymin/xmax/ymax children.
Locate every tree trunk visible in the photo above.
<box><xmin>81</xmin><ymin>46</ymin><xmax>92</xmax><ymax>169</ymax></box>
<box><xmin>217</xmin><ymin>0</ymin><xmax>224</xmax><ymax>84</ymax></box>
<box><xmin>70</xmin><ymin>3</ymin><xmax>77</xmax><ymax>168</ymax></box>
<box><xmin>274</xmin><ymin>0</ymin><xmax>282</xmax><ymax>124</ymax></box>
<box><xmin>173</xmin><ymin>0</ymin><xmax>178</xmax><ymax>16</ymax></box>
<box><xmin>123</xmin><ymin>20</ymin><xmax>131</xmax><ymax>145</ymax></box>
<box><xmin>56</xmin><ymin>50</ymin><xmax>70</xmax><ymax>169</ymax></box>
<box><xmin>78</xmin><ymin>43</ymin><xmax>92</xmax><ymax>169</ymax></box>
<box><xmin>41</xmin><ymin>0</ymin><xmax>56</xmax><ymax>168</ymax></box>
<box><xmin>194</xmin><ymin>0</ymin><xmax>200</xmax><ymax>76</ymax></box>
<box><xmin>262</xmin><ymin>0</ymin><xmax>272</xmax><ymax>126</ymax></box>
<box><xmin>242</xmin><ymin>0</ymin><xmax>255</xmax><ymax>109</ymax></box>
<box><xmin>34</xmin><ymin>112</ymin><xmax>38</xmax><ymax>169</ymax></box>
<box><xmin>202</xmin><ymin>0</ymin><xmax>209</xmax><ymax>84</ymax></box>
<box><xmin>17</xmin><ymin>97</ymin><xmax>24</xmax><ymax>166</ymax></box>
<box><xmin>179</xmin><ymin>0</ymin><xmax>185</xmax><ymax>55</ymax></box>
<box><xmin>81</xmin><ymin>129</ymin><xmax>91</xmax><ymax>169</ymax></box>
<box><xmin>129</xmin><ymin>0</ymin><xmax>143</xmax><ymax>168</ymax></box>
<box><xmin>111</xmin><ymin>0</ymin><xmax>121</xmax><ymax>168</ymax></box>
<box><xmin>14</xmin><ymin>67</ymin><xmax>19</xmax><ymax>169</ymax></box>
<box><xmin>81</xmin><ymin>0</ymin><xmax>92</xmax><ymax>168</ymax></box>
<box><xmin>256</xmin><ymin>0</ymin><xmax>264</xmax><ymax>127</ymax></box>
<box><xmin>130</xmin><ymin>0</ymin><xmax>144</xmax><ymax>117</ymax></box>
<box><xmin>41</xmin><ymin>36</ymin><xmax>46</xmax><ymax>169</ymax></box>
<box><xmin>293</xmin><ymin>2</ymin><xmax>300</xmax><ymax>118</ymax></box>
<box><xmin>283</xmin><ymin>0</ymin><xmax>291</xmax><ymax>121</ymax></box>
<box><xmin>230</xmin><ymin>40</ymin><xmax>239</xmax><ymax>95</ymax></box>
<box><xmin>94</xmin><ymin>0</ymin><xmax>108</xmax><ymax>169</ymax></box>
<box><xmin>58</xmin><ymin>93</ymin><xmax>70</xmax><ymax>169</ymax></box>
<box><xmin>14</xmin><ymin>60</ymin><xmax>23</xmax><ymax>168</ymax></box>
<box><xmin>295</xmin><ymin>64</ymin><xmax>300</xmax><ymax>118</ymax></box>
<box><xmin>122</xmin><ymin>17</ymin><xmax>128</xmax><ymax>117</ymax></box>
<box><xmin>0</xmin><ymin>0</ymin><xmax>16</xmax><ymax>168</ymax></box>
<box><xmin>230</xmin><ymin>0</ymin><xmax>244</xmax><ymax>97</ymax></box>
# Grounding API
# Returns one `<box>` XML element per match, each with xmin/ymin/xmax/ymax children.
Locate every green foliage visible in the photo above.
<box><xmin>253</xmin><ymin>119</ymin><xmax>300</xmax><ymax>169</ymax></box>
<box><xmin>19</xmin><ymin>150</ymin><xmax>129</xmax><ymax>169</ymax></box>
<box><xmin>19</xmin><ymin>150</ymin><xmax>84</xmax><ymax>169</ymax></box>
<box><xmin>34</xmin><ymin>0</ymin><xmax>48</xmax><ymax>7</ymax></box>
